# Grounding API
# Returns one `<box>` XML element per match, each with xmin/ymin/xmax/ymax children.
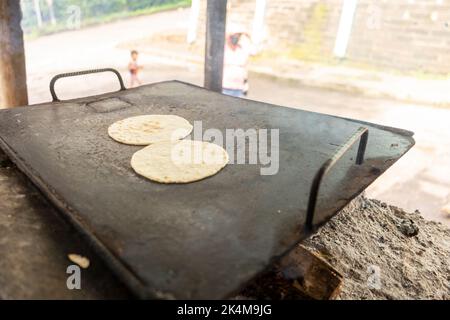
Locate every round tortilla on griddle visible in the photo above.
<box><xmin>131</xmin><ymin>140</ymin><xmax>229</xmax><ymax>183</ymax></box>
<box><xmin>108</xmin><ymin>115</ymin><xmax>193</xmax><ymax>145</ymax></box>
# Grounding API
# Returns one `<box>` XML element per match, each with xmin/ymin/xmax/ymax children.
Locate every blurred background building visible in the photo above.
<box><xmin>191</xmin><ymin>0</ymin><xmax>450</xmax><ymax>74</ymax></box>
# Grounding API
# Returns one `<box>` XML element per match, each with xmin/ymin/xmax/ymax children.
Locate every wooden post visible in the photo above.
<box><xmin>0</xmin><ymin>0</ymin><xmax>28</xmax><ymax>108</ymax></box>
<box><xmin>278</xmin><ymin>245</ymin><xmax>343</xmax><ymax>299</ymax></box>
<box><xmin>204</xmin><ymin>0</ymin><xmax>227</xmax><ymax>92</ymax></box>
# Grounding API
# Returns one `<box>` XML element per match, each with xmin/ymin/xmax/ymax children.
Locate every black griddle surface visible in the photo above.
<box><xmin>0</xmin><ymin>81</ymin><xmax>414</xmax><ymax>299</ymax></box>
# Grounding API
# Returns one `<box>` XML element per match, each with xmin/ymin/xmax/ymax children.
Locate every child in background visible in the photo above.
<box><xmin>128</xmin><ymin>50</ymin><xmax>142</xmax><ymax>88</ymax></box>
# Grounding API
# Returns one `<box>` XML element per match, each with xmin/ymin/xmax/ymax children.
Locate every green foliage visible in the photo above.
<box><xmin>20</xmin><ymin>0</ymin><xmax>190</xmax><ymax>36</ymax></box>
<box><xmin>126</xmin><ymin>0</ymin><xmax>172</xmax><ymax>11</ymax></box>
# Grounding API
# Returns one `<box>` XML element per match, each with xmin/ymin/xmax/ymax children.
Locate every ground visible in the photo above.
<box><xmin>305</xmin><ymin>196</ymin><xmax>450</xmax><ymax>299</ymax></box>
<box><xmin>23</xmin><ymin>8</ymin><xmax>450</xmax><ymax>228</ymax></box>
<box><xmin>238</xmin><ymin>196</ymin><xmax>450</xmax><ymax>300</ymax></box>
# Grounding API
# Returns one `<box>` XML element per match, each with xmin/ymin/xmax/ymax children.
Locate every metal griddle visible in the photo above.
<box><xmin>0</xmin><ymin>69</ymin><xmax>414</xmax><ymax>299</ymax></box>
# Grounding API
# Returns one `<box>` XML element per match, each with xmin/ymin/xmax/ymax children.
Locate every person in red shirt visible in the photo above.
<box><xmin>128</xmin><ymin>50</ymin><xmax>143</xmax><ymax>88</ymax></box>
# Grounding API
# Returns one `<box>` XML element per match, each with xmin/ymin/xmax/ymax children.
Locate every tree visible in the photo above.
<box><xmin>46</xmin><ymin>0</ymin><xmax>56</xmax><ymax>25</ymax></box>
<box><xmin>33</xmin><ymin>0</ymin><xmax>43</xmax><ymax>28</ymax></box>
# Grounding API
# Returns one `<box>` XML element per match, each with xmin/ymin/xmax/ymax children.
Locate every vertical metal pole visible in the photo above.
<box><xmin>333</xmin><ymin>0</ymin><xmax>358</xmax><ymax>58</ymax></box>
<box><xmin>187</xmin><ymin>0</ymin><xmax>200</xmax><ymax>44</ymax></box>
<box><xmin>0</xmin><ymin>0</ymin><xmax>29</xmax><ymax>108</ymax></box>
<box><xmin>252</xmin><ymin>0</ymin><xmax>266</xmax><ymax>45</ymax></box>
<box><xmin>204</xmin><ymin>0</ymin><xmax>227</xmax><ymax>92</ymax></box>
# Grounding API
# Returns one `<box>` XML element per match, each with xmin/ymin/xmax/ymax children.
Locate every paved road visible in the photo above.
<box><xmin>23</xmin><ymin>9</ymin><xmax>450</xmax><ymax>225</ymax></box>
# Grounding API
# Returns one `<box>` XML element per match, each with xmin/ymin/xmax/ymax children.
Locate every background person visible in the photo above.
<box><xmin>222</xmin><ymin>26</ymin><xmax>256</xmax><ymax>98</ymax></box>
<box><xmin>128</xmin><ymin>50</ymin><xmax>143</xmax><ymax>88</ymax></box>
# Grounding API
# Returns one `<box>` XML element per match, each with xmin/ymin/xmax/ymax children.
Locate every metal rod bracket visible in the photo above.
<box><xmin>49</xmin><ymin>68</ymin><xmax>126</xmax><ymax>102</ymax></box>
<box><xmin>305</xmin><ymin>127</ymin><xmax>369</xmax><ymax>231</ymax></box>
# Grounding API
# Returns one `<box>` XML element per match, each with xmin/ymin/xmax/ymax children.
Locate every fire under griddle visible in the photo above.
<box><xmin>0</xmin><ymin>71</ymin><xmax>414</xmax><ymax>299</ymax></box>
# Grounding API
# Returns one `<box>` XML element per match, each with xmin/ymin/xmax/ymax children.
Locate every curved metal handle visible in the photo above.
<box><xmin>305</xmin><ymin>127</ymin><xmax>369</xmax><ymax>231</ymax></box>
<box><xmin>49</xmin><ymin>68</ymin><xmax>126</xmax><ymax>102</ymax></box>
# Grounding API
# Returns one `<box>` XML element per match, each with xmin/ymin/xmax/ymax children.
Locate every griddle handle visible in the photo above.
<box><xmin>305</xmin><ymin>127</ymin><xmax>369</xmax><ymax>231</ymax></box>
<box><xmin>49</xmin><ymin>68</ymin><xmax>126</xmax><ymax>102</ymax></box>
